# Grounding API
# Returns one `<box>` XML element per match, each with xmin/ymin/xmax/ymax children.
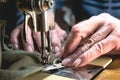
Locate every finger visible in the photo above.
<box><xmin>51</xmin><ymin>30</ymin><xmax>62</xmax><ymax>57</ymax></box>
<box><xmin>21</xmin><ymin>25</ymin><xmax>34</xmax><ymax>52</ymax></box>
<box><xmin>62</xmin><ymin>44</ymin><xmax>89</xmax><ymax>67</ymax></box>
<box><xmin>55</xmin><ymin>23</ymin><xmax>67</xmax><ymax>42</ymax></box>
<box><xmin>62</xmin><ymin>23</ymin><xmax>115</xmax><ymax>67</ymax></box>
<box><xmin>77</xmin><ymin>23</ymin><xmax>114</xmax><ymax>49</ymax></box>
<box><xmin>33</xmin><ymin>32</ymin><xmax>42</xmax><ymax>52</ymax></box>
<box><xmin>89</xmin><ymin>23</ymin><xmax>113</xmax><ymax>43</ymax></box>
<box><xmin>59</xmin><ymin>30</ymin><xmax>67</xmax><ymax>43</ymax></box>
<box><xmin>10</xmin><ymin>24</ymin><xmax>23</xmax><ymax>49</ymax></box>
<box><xmin>73</xmin><ymin>35</ymin><xmax>117</xmax><ymax>67</ymax></box>
<box><xmin>63</xmin><ymin>16</ymin><xmax>105</xmax><ymax>58</ymax></box>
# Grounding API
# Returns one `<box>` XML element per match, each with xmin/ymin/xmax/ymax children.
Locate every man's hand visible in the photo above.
<box><xmin>10</xmin><ymin>22</ymin><xmax>66</xmax><ymax>57</ymax></box>
<box><xmin>62</xmin><ymin>13</ymin><xmax>120</xmax><ymax>67</ymax></box>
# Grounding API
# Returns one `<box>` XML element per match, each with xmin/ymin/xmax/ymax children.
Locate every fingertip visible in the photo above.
<box><xmin>55</xmin><ymin>52</ymin><xmax>61</xmax><ymax>58</ymax></box>
<box><xmin>13</xmin><ymin>44</ymin><xmax>19</xmax><ymax>50</ymax></box>
<box><xmin>62</xmin><ymin>58</ymin><xmax>71</xmax><ymax>66</ymax></box>
<box><xmin>25</xmin><ymin>45</ymin><xmax>34</xmax><ymax>53</ymax></box>
<box><xmin>11</xmin><ymin>38</ymin><xmax>19</xmax><ymax>50</ymax></box>
<box><xmin>54</xmin><ymin>46</ymin><xmax>64</xmax><ymax>58</ymax></box>
<box><xmin>54</xmin><ymin>46</ymin><xmax>60</xmax><ymax>53</ymax></box>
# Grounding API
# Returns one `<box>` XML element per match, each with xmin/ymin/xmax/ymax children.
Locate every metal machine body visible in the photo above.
<box><xmin>17</xmin><ymin>0</ymin><xmax>55</xmax><ymax>64</ymax></box>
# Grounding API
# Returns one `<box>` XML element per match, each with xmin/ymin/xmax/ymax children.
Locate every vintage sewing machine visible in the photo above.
<box><xmin>17</xmin><ymin>0</ymin><xmax>56</xmax><ymax>64</ymax></box>
<box><xmin>17</xmin><ymin>0</ymin><xmax>113</xmax><ymax>80</ymax></box>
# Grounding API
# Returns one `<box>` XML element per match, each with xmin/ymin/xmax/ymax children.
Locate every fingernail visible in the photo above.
<box><xmin>62</xmin><ymin>58</ymin><xmax>71</xmax><ymax>66</ymax></box>
<box><xmin>73</xmin><ymin>58</ymin><xmax>81</xmax><ymax>67</ymax></box>
<box><xmin>13</xmin><ymin>44</ymin><xmax>19</xmax><ymax>50</ymax></box>
<box><xmin>26</xmin><ymin>45</ymin><xmax>33</xmax><ymax>52</ymax></box>
<box><xmin>54</xmin><ymin>47</ymin><xmax>60</xmax><ymax>53</ymax></box>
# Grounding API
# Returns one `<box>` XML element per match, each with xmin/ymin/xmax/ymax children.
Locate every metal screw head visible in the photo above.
<box><xmin>45</xmin><ymin>0</ymin><xmax>54</xmax><ymax>9</ymax></box>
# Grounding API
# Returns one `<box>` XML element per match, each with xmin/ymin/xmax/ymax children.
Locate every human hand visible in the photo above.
<box><xmin>10</xmin><ymin>22</ymin><xmax>66</xmax><ymax>57</ymax></box>
<box><xmin>62</xmin><ymin>13</ymin><xmax>120</xmax><ymax>67</ymax></box>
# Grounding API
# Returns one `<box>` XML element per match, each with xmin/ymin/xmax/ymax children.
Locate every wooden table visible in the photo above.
<box><xmin>95</xmin><ymin>57</ymin><xmax>120</xmax><ymax>80</ymax></box>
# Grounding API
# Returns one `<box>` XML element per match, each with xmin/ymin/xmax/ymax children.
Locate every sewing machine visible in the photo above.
<box><xmin>17</xmin><ymin>0</ymin><xmax>55</xmax><ymax>64</ymax></box>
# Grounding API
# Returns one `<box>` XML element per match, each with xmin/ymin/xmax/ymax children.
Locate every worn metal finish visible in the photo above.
<box><xmin>17</xmin><ymin>0</ymin><xmax>55</xmax><ymax>64</ymax></box>
<box><xmin>47</xmin><ymin>64</ymin><xmax>103</xmax><ymax>80</ymax></box>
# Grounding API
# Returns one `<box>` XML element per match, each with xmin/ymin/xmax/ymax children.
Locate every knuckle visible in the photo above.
<box><xmin>60</xmin><ymin>30</ymin><xmax>67</xmax><ymax>38</ymax></box>
<box><xmin>89</xmin><ymin>16</ymin><xmax>98</xmax><ymax>20</ymax></box>
<box><xmin>105</xmin><ymin>20</ymin><xmax>120</xmax><ymax>31</ymax></box>
<box><xmin>105</xmin><ymin>21</ymin><xmax>116</xmax><ymax>29</ymax></box>
<box><xmin>110</xmin><ymin>29</ymin><xmax>120</xmax><ymax>41</ymax></box>
<box><xmin>89</xmin><ymin>15</ymin><xmax>103</xmax><ymax>23</ymax></box>
<box><xmin>71</xmin><ymin>25</ymin><xmax>82</xmax><ymax>37</ymax></box>
<box><xmin>106</xmin><ymin>22</ymin><xmax>114</xmax><ymax>26</ymax></box>
<box><xmin>93</xmin><ymin>42</ymin><xmax>104</xmax><ymax>55</ymax></box>
<box><xmin>92</xmin><ymin>33</ymin><xmax>103</xmax><ymax>40</ymax></box>
<box><xmin>99</xmin><ymin>13</ymin><xmax>111</xmax><ymax>18</ymax></box>
<box><xmin>98</xmin><ymin>13</ymin><xmax>112</xmax><ymax>21</ymax></box>
<box><xmin>71</xmin><ymin>25</ymin><xmax>81</xmax><ymax>34</ymax></box>
<box><xmin>110</xmin><ymin>35</ymin><xmax>120</xmax><ymax>49</ymax></box>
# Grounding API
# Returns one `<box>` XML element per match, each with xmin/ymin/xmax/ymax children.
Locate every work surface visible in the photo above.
<box><xmin>95</xmin><ymin>57</ymin><xmax>120</xmax><ymax>80</ymax></box>
<box><xmin>20</xmin><ymin>56</ymin><xmax>120</xmax><ymax>80</ymax></box>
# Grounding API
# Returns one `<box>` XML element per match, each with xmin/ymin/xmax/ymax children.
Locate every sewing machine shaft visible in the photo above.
<box><xmin>17</xmin><ymin>0</ymin><xmax>55</xmax><ymax>64</ymax></box>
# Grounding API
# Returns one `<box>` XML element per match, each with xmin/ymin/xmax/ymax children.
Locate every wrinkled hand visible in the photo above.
<box><xmin>10</xmin><ymin>22</ymin><xmax>66</xmax><ymax>56</ymax></box>
<box><xmin>62</xmin><ymin>13</ymin><xmax>120</xmax><ymax>67</ymax></box>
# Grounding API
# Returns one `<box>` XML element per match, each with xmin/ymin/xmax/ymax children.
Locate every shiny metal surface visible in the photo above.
<box><xmin>47</xmin><ymin>64</ymin><xmax>103</xmax><ymax>80</ymax></box>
